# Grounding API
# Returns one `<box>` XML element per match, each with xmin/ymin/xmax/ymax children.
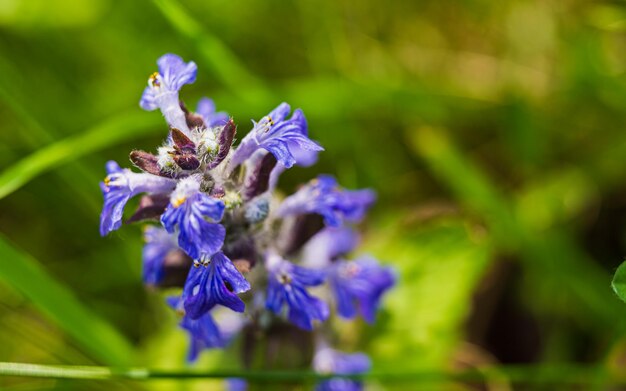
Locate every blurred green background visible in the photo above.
<box><xmin>2</xmin><ymin>0</ymin><xmax>626</xmax><ymax>389</ymax></box>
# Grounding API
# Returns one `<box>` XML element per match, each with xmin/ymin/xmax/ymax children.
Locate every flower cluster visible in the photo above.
<box><xmin>100</xmin><ymin>54</ymin><xmax>395</xmax><ymax>390</ymax></box>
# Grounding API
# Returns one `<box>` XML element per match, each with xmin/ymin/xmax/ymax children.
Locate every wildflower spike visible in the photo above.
<box><xmin>100</xmin><ymin>53</ymin><xmax>395</xmax><ymax>371</ymax></box>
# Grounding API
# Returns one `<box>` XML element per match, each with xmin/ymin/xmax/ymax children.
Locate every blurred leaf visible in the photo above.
<box><xmin>0</xmin><ymin>112</ymin><xmax>162</xmax><ymax>200</ymax></box>
<box><xmin>152</xmin><ymin>0</ymin><xmax>273</xmax><ymax>105</ymax></box>
<box><xmin>409</xmin><ymin>126</ymin><xmax>623</xmax><ymax>330</ymax></box>
<box><xmin>587</xmin><ymin>5</ymin><xmax>626</xmax><ymax>32</ymax></box>
<box><xmin>0</xmin><ymin>233</ymin><xmax>134</xmax><ymax>365</ymax></box>
<box><xmin>365</xmin><ymin>216</ymin><xmax>491</xmax><ymax>371</ymax></box>
<box><xmin>0</xmin><ymin>0</ymin><xmax>107</xmax><ymax>28</ymax></box>
<box><xmin>0</xmin><ymin>55</ymin><xmax>103</xmax><ymax>214</ymax></box>
<box><xmin>409</xmin><ymin>126</ymin><xmax>520</xmax><ymax>249</ymax></box>
<box><xmin>612</xmin><ymin>261</ymin><xmax>626</xmax><ymax>304</ymax></box>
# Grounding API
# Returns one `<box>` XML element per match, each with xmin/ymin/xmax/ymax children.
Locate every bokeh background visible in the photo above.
<box><xmin>2</xmin><ymin>0</ymin><xmax>626</xmax><ymax>389</ymax></box>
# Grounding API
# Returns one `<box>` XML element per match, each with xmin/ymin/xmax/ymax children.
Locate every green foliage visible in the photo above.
<box><xmin>0</xmin><ymin>113</ymin><xmax>162</xmax><ymax>200</ymax></box>
<box><xmin>366</xmin><ymin>217</ymin><xmax>491</xmax><ymax>370</ymax></box>
<box><xmin>612</xmin><ymin>261</ymin><xmax>626</xmax><ymax>303</ymax></box>
<box><xmin>0</xmin><ymin>234</ymin><xmax>134</xmax><ymax>365</ymax></box>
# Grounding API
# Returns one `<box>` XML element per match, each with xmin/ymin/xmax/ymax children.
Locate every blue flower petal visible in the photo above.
<box><xmin>183</xmin><ymin>252</ymin><xmax>251</xmax><ymax>318</ymax></box>
<box><xmin>142</xmin><ymin>226</ymin><xmax>177</xmax><ymax>285</ymax></box>
<box><xmin>157</xmin><ymin>53</ymin><xmax>197</xmax><ymax>91</ymax></box>
<box><xmin>197</xmin><ymin>97</ymin><xmax>229</xmax><ymax>127</ymax></box>
<box><xmin>229</xmin><ymin>103</ymin><xmax>322</xmax><ymax>172</ymax></box>
<box><xmin>161</xmin><ymin>191</ymin><xmax>226</xmax><ymax>260</ymax></box>
<box><xmin>329</xmin><ymin>257</ymin><xmax>396</xmax><ymax>323</ymax></box>
<box><xmin>180</xmin><ymin>312</ymin><xmax>225</xmax><ymax>363</ymax></box>
<box><xmin>278</xmin><ymin>175</ymin><xmax>376</xmax><ymax>227</ymax></box>
<box><xmin>100</xmin><ymin>161</ymin><xmax>176</xmax><ymax>236</ymax></box>
<box><xmin>265</xmin><ymin>256</ymin><xmax>329</xmax><ymax>330</ymax></box>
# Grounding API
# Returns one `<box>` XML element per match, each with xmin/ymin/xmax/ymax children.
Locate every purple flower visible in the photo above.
<box><xmin>328</xmin><ymin>257</ymin><xmax>395</xmax><ymax>323</ymax></box>
<box><xmin>167</xmin><ymin>296</ymin><xmax>227</xmax><ymax>363</ymax></box>
<box><xmin>100</xmin><ymin>161</ymin><xmax>176</xmax><ymax>236</ymax></box>
<box><xmin>314</xmin><ymin>349</ymin><xmax>371</xmax><ymax>391</ymax></box>
<box><xmin>301</xmin><ymin>227</ymin><xmax>360</xmax><ymax>269</ymax></box>
<box><xmin>268</xmin><ymin>109</ymin><xmax>320</xmax><ymax>188</ymax></box>
<box><xmin>142</xmin><ymin>226</ymin><xmax>178</xmax><ymax>285</ymax></box>
<box><xmin>160</xmin><ymin>176</ymin><xmax>226</xmax><ymax>260</ymax></box>
<box><xmin>229</xmin><ymin>103</ymin><xmax>323</xmax><ymax>171</ymax></box>
<box><xmin>181</xmin><ymin>312</ymin><xmax>225</xmax><ymax>362</ymax></box>
<box><xmin>265</xmin><ymin>254</ymin><xmax>329</xmax><ymax>330</ymax></box>
<box><xmin>227</xmin><ymin>378</ymin><xmax>248</xmax><ymax>391</ymax></box>
<box><xmin>197</xmin><ymin>97</ymin><xmax>229</xmax><ymax>128</ymax></box>
<box><xmin>140</xmin><ymin>53</ymin><xmax>197</xmax><ymax>134</ymax></box>
<box><xmin>182</xmin><ymin>252</ymin><xmax>251</xmax><ymax>318</ymax></box>
<box><xmin>277</xmin><ymin>175</ymin><xmax>376</xmax><ymax>227</ymax></box>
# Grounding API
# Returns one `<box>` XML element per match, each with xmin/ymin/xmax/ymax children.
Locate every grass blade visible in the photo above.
<box><xmin>0</xmin><ymin>362</ymin><xmax>617</xmax><ymax>385</ymax></box>
<box><xmin>0</xmin><ymin>234</ymin><xmax>134</xmax><ymax>365</ymax></box>
<box><xmin>0</xmin><ymin>112</ymin><xmax>162</xmax><ymax>200</ymax></box>
<box><xmin>151</xmin><ymin>0</ymin><xmax>273</xmax><ymax>104</ymax></box>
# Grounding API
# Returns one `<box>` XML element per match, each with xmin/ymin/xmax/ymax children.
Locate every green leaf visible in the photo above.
<box><xmin>612</xmin><ymin>261</ymin><xmax>626</xmax><ymax>303</ymax></box>
<box><xmin>0</xmin><ymin>112</ymin><xmax>162</xmax><ymax>200</ymax></box>
<box><xmin>0</xmin><ymin>233</ymin><xmax>134</xmax><ymax>365</ymax></box>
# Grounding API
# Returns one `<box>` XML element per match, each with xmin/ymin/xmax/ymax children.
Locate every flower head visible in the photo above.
<box><xmin>229</xmin><ymin>103</ymin><xmax>323</xmax><ymax>171</ymax></box>
<box><xmin>100</xmin><ymin>53</ymin><xmax>397</xmax><ymax>375</ymax></box>
<box><xmin>265</xmin><ymin>254</ymin><xmax>329</xmax><ymax>330</ymax></box>
<box><xmin>161</xmin><ymin>176</ymin><xmax>226</xmax><ymax>259</ymax></box>
<box><xmin>100</xmin><ymin>161</ymin><xmax>176</xmax><ymax>236</ymax></box>
<box><xmin>182</xmin><ymin>252</ymin><xmax>251</xmax><ymax>318</ymax></box>
<box><xmin>328</xmin><ymin>257</ymin><xmax>395</xmax><ymax>323</ymax></box>
<box><xmin>278</xmin><ymin>175</ymin><xmax>376</xmax><ymax>227</ymax></box>
<box><xmin>314</xmin><ymin>348</ymin><xmax>371</xmax><ymax>391</ymax></box>
<box><xmin>140</xmin><ymin>54</ymin><xmax>197</xmax><ymax>134</ymax></box>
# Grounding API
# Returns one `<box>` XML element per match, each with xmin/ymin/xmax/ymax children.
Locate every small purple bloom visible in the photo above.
<box><xmin>328</xmin><ymin>257</ymin><xmax>395</xmax><ymax>323</ymax></box>
<box><xmin>301</xmin><ymin>227</ymin><xmax>360</xmax><ymax>269</ymax></box>
<box><xmin>161</xmin><ymin>176</ymin><xmax>226</xmax><ymax>260</ymax></box>
<box><xmin>229</xmin><ymin>103</ymin><xmax>323</xmax><ymax>171</ymax></box>
<box><xmin>268</xmin><ymin>109</ymin><xmax>320</xmax><ymax>188</ymax></box>
<box><xmin>100</xmin><ymin>161</ymin><xmax>176</xmax><ymax>236</ymax></box>
<box><xmin>265</xmin><ymin>254</ymin><xmax>329</xmax><ymax>330</ymax></box>
<box><xmin>227</xmin><ymin>378</ymin><xmax>248</xmax><ymax>391</ymax></box>
<box><xmin>314</xmin><ymin>348</ymin><xmax>371</xmax><ymax>391</ymax></box>
<box><xmin>167</xmin><ymin>296</ymin><xmax>227</xmax><ymax>363</ymax></box>
<box><xmin>197</xmin><ymin>97</ymin><xmax>229</xmax><ymax>127</ymax></box>
<box><xmin>277</xmin><ymin>175</ymin><xmax>376</xmax><ymax>227</ymax></box>
<box><xmin>142</xmin><ymin>226</ymin><xmax>178</xmax><ymax>285</ymax></box>
<box><xmin>140</xmin><ymin>53</ymin><xmax>197</xmax><ymax>134</ymax></box>
<box><xmin>182</xmin><ymin>252</ymin><xmax>251</xmax><ymax>318</ymax></box>
<box><xmin>181</xmin><ymin>312</ymin><xmax>225</xmax><ymax>362</ymax></box>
